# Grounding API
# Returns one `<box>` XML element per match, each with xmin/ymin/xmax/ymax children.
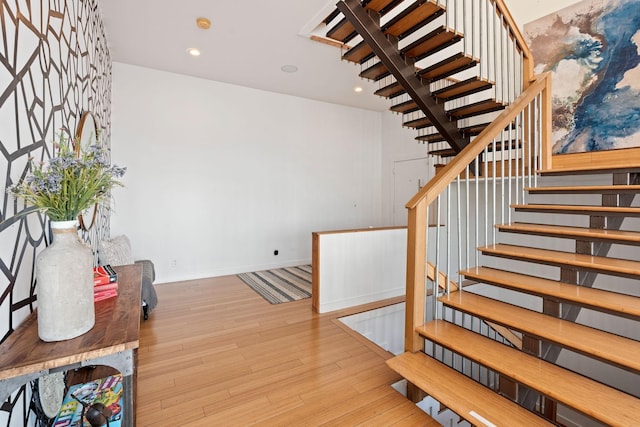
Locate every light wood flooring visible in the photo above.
<box><xmin>135</xmin><ymin>274</ymin><xmax>438</xmax><ymax>426</ymax></box>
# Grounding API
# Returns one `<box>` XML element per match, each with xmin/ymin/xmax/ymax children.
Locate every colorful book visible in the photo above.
<box><xmin>94</xmin><ymin>282</ymin><xmax>119</xmax><ymax>293</ymax></box>
<box><xmin>93</xmin><ymin>265</ymin><xmax>118</xmax><ymax>286</ymax></box>
<box><xmin>94</xmin><ymin>289</ymin><xmax>118</xmax><ymax>302</ymax></box>
<box><xmin>53</xmin><ymin>374</ymin><xmax>124</xmax><ymax>427</ymax></box>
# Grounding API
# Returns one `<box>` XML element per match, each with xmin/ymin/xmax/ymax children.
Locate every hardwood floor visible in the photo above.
<box><xmin>135</xmin><ymin>275</ymin><xmax>438</xmax><ymax>426</ymax></box>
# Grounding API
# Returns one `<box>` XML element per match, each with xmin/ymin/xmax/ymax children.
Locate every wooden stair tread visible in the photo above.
<box><xmin>387</xmin><ymin>352</ymin><xmax>553</xmax><ymax>427</ymax></box>
<box><xmin>417</xmin><ymin>53</ymin><xmax>477</xmax><ymax>82</ymax></box>
<box><xmin>374</xmin><ymin>81</ymin><xmax>406</xmax><ymax>98</ymax></box>
<box><xmin>433</xmin><ymin>77</ymin><xmax>493</xmax><ymax>101</ymax></box>
<box><xmin>479</xmin><ymin>243</ymin><xmax>640</xmax><ymax>279</ymax></box>
<box><xmin>418</xmin><ymin>320</ymin><xmax>640</xmax><ymax>426</ymax></box>
<box><xmin>513</xmin><ymin>203</ymin><xmax>640</xmax><ymax>216</ymax></box>
<box><xmin>403</xmin><ymin>116</ymin><xmax>432</xmax><ymax>129</ymax></box>
<box><xmin>326</xmin><ymin>0</ymin><xmax>403</xmax><ymax>44</ymax></box>
<box><xmin>415</xmin><ymin>133</ymin><xmax>447</xmax><ymax>144</ymax></box>
<box><xmin>431</xmin><ymin>139</ymin><xmax>521</xmax><ymax>156</ymax></box>
<box><xmin>326</xmin><ymin>18</ymin><xmax>357</xmax><ymax>44</ymax></box>
<box><xmin>364</xmin><ymin>0</ymin><xmax>404</xmax><ymax>15</ymax></box>
<box><xmin>342</xmin><ymin>41</ymin><xmax>374</xmax><ymax>64</ymax></box>
<box><xmin>382</xmin><ymin>0</ymin><xmax>444</xmax><ymax>39</ymax></box>
<box><xmin>483</xmin><ymin>138</ymin><xmax>521</xmax><ymax>151</ymax></box>
<box><xmin>390</xmin><ymin>100</ymin><xmax>419</xmax><ymax>114</ymax></box>
<box><xmin>461</xmin><ymin>266</ymin><xmax>640</xmax><ymax>319</ymax></box>
<box><xmin>461</xmin><ymin>122</ymin><xmax>491</xmax><ymax>136</ymax></box>
<box><xmin>497</xmin><ymin>222</ymin><xmax>640</xmax><ymax>245</ymax></box>
<box><xmin>322</xmin><ymin>8</ymin><xmax>341</xmax><ymax>26</ymax></box>
<box><xmin>415</xmin><ymin>123</ymin><xmax>487</xmax><ymax>144</ymax></box>
<box><xmin>439</xmin><ymin>291</ymin><xmax>640</xmax><ymax>372</ymax></box>
<box><xmin>359</xmin><ymin>61</ymin><xmax>390</xmax><ymax>81</ymax></box>
<box><xmin>400</xmin><ymin>26</ymin><xmax>462</xmax><ymax>61</ymax></box>
<box><xmin>429</xmin><ymin>147</ymin><xmax>456</xmax><ymax>157</ymax></box>
<box><xmin>527</xmin><ymin>185</ymin><xmax>640</xmax><ymax>194</ymax></box>
<box><xmin>448</xmin><ymin>99</ymin><xmax>506</xmax><ymax>120</ymax></box>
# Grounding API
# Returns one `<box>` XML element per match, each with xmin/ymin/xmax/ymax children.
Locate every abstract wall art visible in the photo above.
<box><xmin>524</xmin><ymin>0</ymin><xmax>640</xmax><ymax>154</ymax></box>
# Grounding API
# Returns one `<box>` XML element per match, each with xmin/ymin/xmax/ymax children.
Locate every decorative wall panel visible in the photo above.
<box><xmin>0</xmin><ymin>0</ymin><xmax>112</xmax><ymax>425</ymax></box>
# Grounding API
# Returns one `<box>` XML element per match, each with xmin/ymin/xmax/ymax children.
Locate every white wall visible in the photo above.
<box><xmin>380</xmin><ymin>111</ymin><xmax>433</xmax><ymax>225</ymax></box>
<box><xmin>110</xmin><ymin>63</ymin><xmax>383</xmax><ymax>283</ymax></box>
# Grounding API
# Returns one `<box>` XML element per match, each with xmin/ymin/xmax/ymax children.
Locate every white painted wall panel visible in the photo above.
<box><xmin>316</xmin><ymin>228</ymin><xmax>406</xmax><ymax>313</ymax></box>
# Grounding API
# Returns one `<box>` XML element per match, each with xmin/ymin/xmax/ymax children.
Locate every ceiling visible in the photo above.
<box><xmin>97</xmin><ymin>0</ymin><xmax>391</xmax><ymax>112</ymax></box>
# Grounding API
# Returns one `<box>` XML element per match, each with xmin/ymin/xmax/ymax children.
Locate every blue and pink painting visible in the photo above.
<box><xmin>524</xmin><ymin>0</ymin><xmax>640</xmax><ymax>154</ymax></box>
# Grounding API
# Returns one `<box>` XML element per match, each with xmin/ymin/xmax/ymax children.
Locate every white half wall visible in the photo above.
<box><xmin>314</xmin><ymin>227</ymin><xmax>407</xmax><ymax>313</ymax></box>
<box><xmin>110</xmin><ymin>63</ymin><xmax>384</xmax><ymax>283</ymax></box>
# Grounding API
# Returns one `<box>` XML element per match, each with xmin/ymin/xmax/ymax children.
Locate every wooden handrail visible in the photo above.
<box><xmin>406</xmin><ymin>72</ymin><xmax>551</xmax><ymax>210</ymax></box>
<box><xmin>427</xmin><ymin>262</ymin><xmax>458</xmax><ymax>292</ymax></box>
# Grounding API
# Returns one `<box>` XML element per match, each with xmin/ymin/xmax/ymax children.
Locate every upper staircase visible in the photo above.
<box><xmin>322</xmin><ymin>0</ymin><xmax>530</xmax><ymax>159</ymax></box>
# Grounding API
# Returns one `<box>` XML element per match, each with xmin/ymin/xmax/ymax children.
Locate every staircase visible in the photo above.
<box><xmin>318</xmin><ymin>1</ymin><xmax>640</xmax><ymax>425</ymax></box>
<box><xmin>394</xmin><ymin>167</ymin><xmax>640</xmax><ymax>426</ymax></box>
<box><xmin>322</xmin><ymin>0</ymin><xmax>529</xmax><ymax>158</ymax></box>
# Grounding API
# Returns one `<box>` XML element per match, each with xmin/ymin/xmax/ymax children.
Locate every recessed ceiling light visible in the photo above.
<box><xmin>196</xmin><ymin>17</ymin><xmax>211</xmax><ymax>30</ymax></box>
<box><xmin>281</xmin><ymin>65</ymin><xmax>298</xmax><ymax>73</ymax></box>
<box><xmin>187</xmin><ymin>48</ymin><xmax>201</xmax><ymax>57</ymax></box>
<box><xmin>354</xmin><ymin>86</ymin><xmax>364</xmax><ymax>93</ymax></box>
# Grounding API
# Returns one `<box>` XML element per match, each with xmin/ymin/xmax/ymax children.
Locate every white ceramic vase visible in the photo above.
<box><xmin>36</xmin><ymin>220</ymin><xmax>95</xmax><ymax>341</ymax></box>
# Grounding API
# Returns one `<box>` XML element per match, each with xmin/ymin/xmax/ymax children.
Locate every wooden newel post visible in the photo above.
<box><xmin>405</xmin><ymin>198</ymin><xmax>428</xmax><ymax>402</ymax></box>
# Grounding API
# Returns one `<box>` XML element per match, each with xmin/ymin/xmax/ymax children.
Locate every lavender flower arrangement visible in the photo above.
<box><xmin>9</xmin><ymin>132</ymin><xmax>126</xmax><ymax>221</ymax></box>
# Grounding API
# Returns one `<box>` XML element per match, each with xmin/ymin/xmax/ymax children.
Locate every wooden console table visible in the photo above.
<box><xmin>0</xmin><ymin>263</ymin><xmax>142</xmax><ymax>426</ymax></box>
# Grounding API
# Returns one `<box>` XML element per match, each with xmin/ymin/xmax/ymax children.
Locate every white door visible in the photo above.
<box><xmin>393</xmin><ymin>157</ymin><xmax>432</xmax><ymax>226</ymax></box>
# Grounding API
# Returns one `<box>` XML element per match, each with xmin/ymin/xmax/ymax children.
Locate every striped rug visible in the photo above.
<box><xmin>237</xmin><ymin>265</ymin><xmax>312</xmax><ymax>304</ymax></box>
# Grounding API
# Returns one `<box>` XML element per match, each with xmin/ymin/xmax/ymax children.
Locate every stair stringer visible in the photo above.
<box><xmin>336</xmin><ymin>0</ymin><xmax>470</xmax><ymax>153</ymax></box>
